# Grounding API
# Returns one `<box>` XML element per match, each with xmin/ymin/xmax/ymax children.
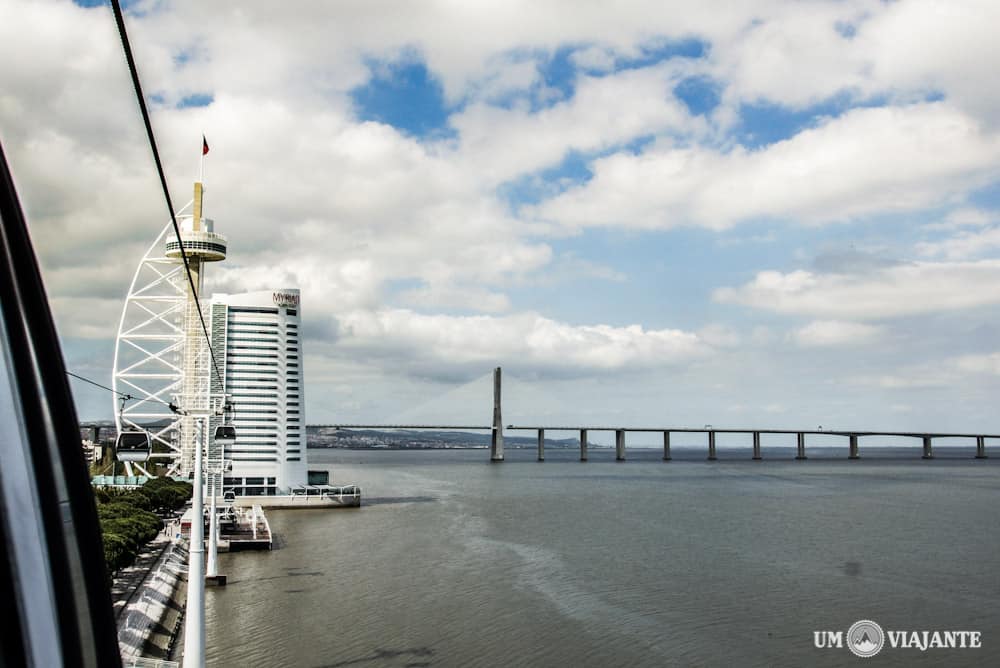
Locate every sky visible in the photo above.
<box><xmin>2</xmin><ymin>0</ymin><xmax>1000</xmax><ymax>440</ymax></box>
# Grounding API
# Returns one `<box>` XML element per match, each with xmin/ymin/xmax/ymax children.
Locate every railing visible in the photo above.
<box><xmin>254</xmin><ymin>504</ymin><xmax>270</xmax><ymax>541</ymax></box>
<box><xmin>122</xmin><ymin>657</ymin><xmax>179</xmax><ymax>668</ymax></box>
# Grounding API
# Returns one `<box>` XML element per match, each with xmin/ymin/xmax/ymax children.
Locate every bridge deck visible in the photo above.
<box><xmin>311</xmin><ymin>424</ymin><xmax>1000</xmax><ymax>439</ymax></box>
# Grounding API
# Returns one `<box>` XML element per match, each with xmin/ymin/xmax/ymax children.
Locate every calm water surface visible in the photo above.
<box><xmin>201</xmin><ymin>447</ymin><xmax>1000</xmax><ymax>667</ymax></box>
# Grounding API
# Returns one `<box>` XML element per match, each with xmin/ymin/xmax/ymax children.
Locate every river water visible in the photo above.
<box><xmin>201</xmin><ymin>447</ymin><xmax>1000</xmax><ymax>667</ymax></box>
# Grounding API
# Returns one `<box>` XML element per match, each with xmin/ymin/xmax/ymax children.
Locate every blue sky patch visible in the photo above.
<box><xmin>352</xmin><ymin>56</ymin><xmax>453</xmax><ymax>138</ymax></box>
<box><xmin>75</xmin><ymin>0</ymin><xmax>150</xmax><ymax>13</ymax></box>
<box><xmin>736</xmin><ymin>93</ymin><xmax>891</xmax><ymax>149</ymax></box>
<box><xmin>834</xmin><ymin>21</ymin><xmax>857</xmax><ymax>39</ymax></box>
<box><xmin>620</xmin><ymin>37</ymin><xmax>707</xmax><ymax>69</ymax></box>
<box><xmin>499</xmin><ymin>150</ymin><xmax>594</xmax><ymax>208</ymax></box>
<box><xmin>673</xmin><ymin>76</ymin><xmax>722</xmax><ymax>115</ymax></box>
<box><xmin>177</xmin><ymin>93</ymin><xmax>213</xmax><ymax>108</ymax></box>
<box><xmin>535</xmin><ymin>47</ymin><xmax>578</xmax><ymax>104</ymax></box>
<box><xmin>967</xmin><ymin>181</ymin><xmax>1000</xmax><ymax>210</ymax></box>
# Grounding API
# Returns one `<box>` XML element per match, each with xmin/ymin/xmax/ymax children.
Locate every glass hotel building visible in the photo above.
<box><xmin>210</xmin><ymin>289</ymin><xmax>307</xmax><ymax>495</ymax></box>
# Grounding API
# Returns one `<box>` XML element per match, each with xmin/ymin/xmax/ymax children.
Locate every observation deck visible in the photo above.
<box><xmin>164</xmin><ymin>216</ymin><xmax>227</xmax><ymax>262</ymax></box>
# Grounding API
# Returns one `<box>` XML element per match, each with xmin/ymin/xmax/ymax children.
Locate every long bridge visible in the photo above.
<box><xmin>314</xmin><ymin>423</ymin><xmax>995</xmax><ymax>462</ymax></box>
<box><xmin>310</xmin><ymin>369</ymin><xmax>996</xmax><ymax>462</ymax></box>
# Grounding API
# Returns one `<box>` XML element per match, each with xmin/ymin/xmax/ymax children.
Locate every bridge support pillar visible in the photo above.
<box><xmin>848</xmin><ymin>434</ymin><xmax>860</xmax><ymax>459</ymax></box>
<box><xmin>707</xmin><ymin>431</ymin><xmax>717</xmax><ymax>461</ymax></box>
<box><xmin>490</xmin><ymin>367</ymin><xmax>504</xmax><ymax>462</ymax></box>
<box><xmin>752</xmin><ymin>432</ymin><xmax>762</xmax><ymax>460</ymax></box>
<box><xmin>922</xmin><ymin>436</ymin><xmax>934</xmax><ymax>459</ymax></box>
<box><xmin>795</xmin><ymin>433</ymin><xmax>807</xmax><ymax>460</ymax></box>
<box><xmin>976</xmin><ymin>435</ymin><xmax>987</xmax><ymax>459</ymax></box>
<box><xmin>662</xmin><ymin>431</ymin><xmax>671</xmax><ymax>461</ymax></box>
<box><xmin>580</xmin><ymin>429</ymin><xmax>588</xmax><ymax>462</ymax></box>
<box><xmin>537</xmin><ymin>429</ymin><xmax>545</xmax><ymax>462</ymax></box>
<box><xmin>615</xmin><ymin>429</ymin><xmax>626</xmax><ymax>461</ymax></box>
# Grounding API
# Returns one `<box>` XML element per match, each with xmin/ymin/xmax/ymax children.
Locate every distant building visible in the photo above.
<box><xmin>81</xmin><ymin>439</ymin><xmax>102</xmax><ymax>464</ymax></box>
<box><xmin>209</xmin><ymin>289</ymin><xmax>307</xmax><ymax>494</ymax></box>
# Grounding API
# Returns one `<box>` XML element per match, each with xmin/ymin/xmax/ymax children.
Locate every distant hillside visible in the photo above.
<box><xmin>307</xmin><ymin>427</ymin><xmax>586</xmax><ymax>449</ymax></box>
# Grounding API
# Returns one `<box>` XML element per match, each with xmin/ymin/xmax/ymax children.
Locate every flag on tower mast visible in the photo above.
<box><xmin>199</xmin><ymin>135</ymin><xmax>209</xmax><ymax>183</ymax></box>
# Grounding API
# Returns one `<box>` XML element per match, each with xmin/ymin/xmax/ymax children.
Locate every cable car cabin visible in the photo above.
<box><xmin>115</xmin><ymin>429</ymin><xmax>151</xmax><ymax>462</ymax></box>
<box><xmin>214</xmin><ymin>425</ymin><xmax>236</xmax><ymax>447</ymax></box>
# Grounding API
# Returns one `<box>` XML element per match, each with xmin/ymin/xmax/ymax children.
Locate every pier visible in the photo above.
<box><xmin>219</xmin><ymin>504</ymin><xmax>272</xmax><ymax>552</ymax></box>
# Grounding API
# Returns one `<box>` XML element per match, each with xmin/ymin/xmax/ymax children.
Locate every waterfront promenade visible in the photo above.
<box><xmin>115</xmin><ymin>528</ymin><xmax>187</xmax><ymax>661</ymax></box>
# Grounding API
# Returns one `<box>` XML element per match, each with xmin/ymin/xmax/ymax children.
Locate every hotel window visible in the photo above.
<box><xmin>230</xmin><ymin>307</ymin><xmax>279</xmax><ymax>315</ymax></box>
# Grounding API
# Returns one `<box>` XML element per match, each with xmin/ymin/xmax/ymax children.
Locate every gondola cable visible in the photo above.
<box><xmin>66</xmin><ymin>370</ymin><xmax>182</xmax><ymax>413</ymax></box>
<box><xmin>108</xmin><ymin>0</ymin><xmax>224</xmax><ymax>390</ymax></box>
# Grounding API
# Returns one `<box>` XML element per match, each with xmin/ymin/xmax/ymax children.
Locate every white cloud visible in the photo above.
<box><xmin>397</xmin><ymin>285</ymin><xmax>512</xmax><ymax>313</ymax></box>
<box><xmin>569</xmin><ymin>45</ymin><xmax>619</xmax><ymax>73</ymax></box>
<box><xmin>916</xmin><ymin>226</ymin><xmax>1000</xmax><ymax>261</ymax></box>
<box><xmin>851</xmin><ymin>351</ymin><xmax>1000</xmax><ymax>389</ymax></box>
<box><xmin>954</xmin><ymin>352</ymin><xmax>1000</xmax><ymax>376</ymax></box>
<box><xmin>714</xmin><ymin>260</ymin><xmax>1000</xmax><ymax>320</ymax></box>
<box><xmin>450</xmin><ymin>63</ymin><xmax>702</xmax><ymax>187</ymax></box>
<box><xmin>710</xmin><ymin>0</ymin><xmax>1000</xmax><ymax>126</ymax></box>
<box><xmin>533</xmin><ymin>103</ymin><xmax>1000</xmax><ymax>230</ymax></box>
<box><xmin>712</xmin><ymin>2</ymin><xmax>870</xmax><ymax>110</ymax></box>
<box><xmin>470</xmin><ymin>57</ymin><xmax>541</xmax><ymax>103</ymax></box>
<box><xmin>923</xmin><ymin>207</ymin><xmax>996</xmax><ymax>231</ymax></box>
<box><xmin>333</xmin><ymin>309</ymin><xmax>710</xmax><ymax>377</ymax></box>
<box><xmin>697</xmin><ymin>324</ymin><xmax>741</xmax><ymax>348</ymax></box>
<box><xmin>791</xmin><ymin>320</ymin><xmax>883</xmax><ymax>347</ymax></box>
<box><xmin>861</xmin><ymin>0</ymin><xmax>1000</xmax><ymax>126</ymax></box>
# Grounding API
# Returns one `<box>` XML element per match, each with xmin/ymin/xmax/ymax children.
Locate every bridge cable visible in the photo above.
<box><xmin>108</xmin><ymin>0</ymin><xmax>224</xmax><ymax>390</ymax></box>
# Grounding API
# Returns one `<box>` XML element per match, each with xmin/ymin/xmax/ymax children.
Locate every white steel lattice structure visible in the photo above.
<box><xmin>113</xmin><ymin>188</ymin><xmax>228</xmax><ymax>477</ymax></box>
<box><xmin>113</xmin><ymin>217</ymin><xmax>188</xmax><ymax>476</ymax></box>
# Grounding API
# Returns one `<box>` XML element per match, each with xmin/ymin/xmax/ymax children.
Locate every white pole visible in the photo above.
<box><xmin>183</xmin><ymin>417</ymin><xmax>205</xmax><ymax>667</ymax></box>
<box><xmin>206</xmin><ymin>475</ymin><xmax>218</xmax><ymax>578</ymax></box>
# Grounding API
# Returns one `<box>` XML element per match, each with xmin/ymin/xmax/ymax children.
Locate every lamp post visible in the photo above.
<box><xmin>205</xmin><ymin>459</ymin><xmax>227</xmax><ymax>581</ymax></box>
<box><xmin>182</xmin><ymin>415</ymin><xmax>206</xmax><ymax>666</ymax></box>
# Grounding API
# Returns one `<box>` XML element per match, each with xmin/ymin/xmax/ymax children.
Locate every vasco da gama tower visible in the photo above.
<box><xmin>112</xmin><ymin>179</ymin><xmax>307</xmax><ymax>494</ymax></box>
